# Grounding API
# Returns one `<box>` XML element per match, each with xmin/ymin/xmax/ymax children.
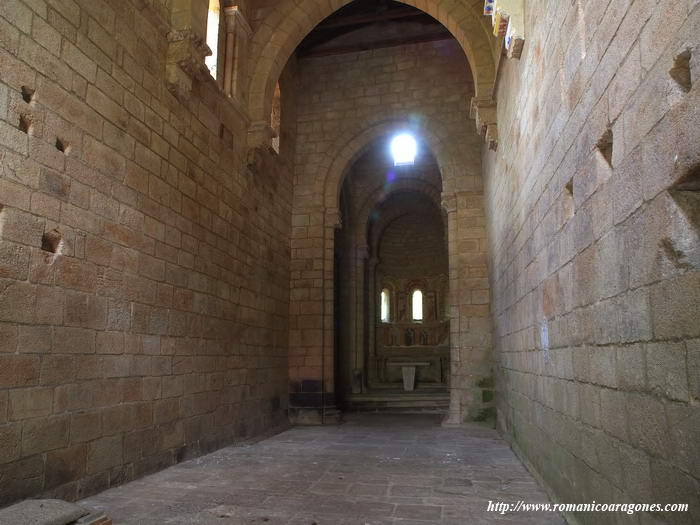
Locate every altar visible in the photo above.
<box><xmin>387</xmin><ymin>361</ymin><xmax>431</xmax><ymax>391</ymax></box>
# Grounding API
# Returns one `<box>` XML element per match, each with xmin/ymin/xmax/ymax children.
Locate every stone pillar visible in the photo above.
<box><xmin>442</xmin><ymin>193</ymin><xmax>464</xmax><ymax>425</ymax></box>
<box><xmin>441</xmin><ymin>190</ymin><xmax>494</xmax><ymax>426</ymax></box>
<box><xmin>352</xmin><ymin>244</ymin><xmax>369</xmax><ymax>393</ymax></box>
<box><xmin>286</xmin><ymin>204</ymin><xmax>342</xmax><ymax>424</ymax></box>
<box><xmin>321</xmin><ymin>208</ymin><xmax>341</xmax><ymax>420</ymax></box>
<box><xmin>366</xmin><ymin>256</ymin><xmax>378</xmax><ymax>391</ymax></box>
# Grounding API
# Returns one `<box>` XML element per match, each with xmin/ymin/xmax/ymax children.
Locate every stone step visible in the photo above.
<box><xmin>350</xmin><ymin>406</ymin><xmax>448</xmax><ymax>414</ymax></box>
<box><xmin>346</xmin><ymin>392</ymin><xmax>449</xmax><ymax>414</ymax></box>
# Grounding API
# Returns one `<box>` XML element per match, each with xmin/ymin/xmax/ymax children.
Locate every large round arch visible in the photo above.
<box><xmin>318</xmin><ymin>118</ymin><xmax>460</xmax><ymax>217</ymax></box>
<box><xmin>354</xmin><ymin>179</ymin><xmax>443</xmax><ymax>250</ymax></box>
<box><xmin>246</xmin><ymin>0</ymin><xmax>497</xmax><ymax>127</ymax></box>
<box><xmin>288</xmin><ymin>117</ymin><xmax>491</xmax><ymax>425</ymax></box>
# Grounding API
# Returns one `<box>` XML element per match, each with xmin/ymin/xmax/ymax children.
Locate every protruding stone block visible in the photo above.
<box><xmin>165</xmin><ymin>29</ymin><xmax>210</xmax><ymax>102</ymax></box>
<box><xmin>0</xmin><ymin>499</ymin><xmax>88</xmax><ymax>525</ymax></box>
<box><xmin>470</xmin><ymin>98</ymin><xmax>498</xmax><ymax>150</ymax></box>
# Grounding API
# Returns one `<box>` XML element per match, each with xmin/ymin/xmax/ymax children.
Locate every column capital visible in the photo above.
<box><xmin>247</xmin><ymin>120</ymin><xmax>276</xmax><ymax>148</ymax></box>
<box><xmin>165</xmin><ymin>29</ymin><xmax>210</xmax><ymax>101</ymax></box>
<box><xmin>223</xmin><ymin>5</ymin><xmax>252</xmax><ymax>35</ymax></box>
<box><xmin>441</xmin><ymin>192</ymin><xmax>458</xmax><ymax>214</ymax></box>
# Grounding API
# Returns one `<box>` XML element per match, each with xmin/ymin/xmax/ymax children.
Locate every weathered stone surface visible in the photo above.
<box><xmin>86</xmin><ymin>435</ymin><xmax>122</xmax><ymax>475</ymax></box>
<box><xmin>646</xmin><ymin>342</ymin><xmax>689</xmax><ymax>401</ymax></box>
<box><xmin>0</xmin><ymin>0</ymin><xmax>697</xmax><ymax>517</ymax></box>
<box><xmin>0</xmin><ymin>499</ymin><xmax>88</xmax><ymax>525</ymax></box>
<box><xmin>21</xmin><ymin>416</ymin><xmax>69</xmax><ymax>456</ymax></box>
<box><xmin>79</xmin><ymin>415</ymin><xmax>565</xmax><ymax>525</ymax></box>
<box><xmin>688</xmin><ymin>339</ymin><xmax>700</xmax><ymax>401</ymax></box>
<box><xmin>489</xmin><ymin>0</ymin><xmax>700</xmax><ymax>520</ymax></box>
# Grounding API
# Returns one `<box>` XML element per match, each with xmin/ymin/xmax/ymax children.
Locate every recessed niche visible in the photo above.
<box><xmin>670</xmin><ymin>166</ymin><xmax>700</xmax><ymax>232</ymax></box>
<box><xmin>19</xmin><ymin>114</ymin><xmax>32</xmax><ymax>134</ymax></box>
<box><xmin>41</xmin><ymin>229</ymin><xmax>62</xmax><ymax>253</ymax></box>
<box><xmin>21</xmin><ymin>86</ymin><xmax>35</xmax><ymax>103</ymax></box>
<box><xmin>596</xmin><ymin>127</ymin><xmax>613</xmax><ymax>168</ymax></box>
<box><xmin>563</xmin><ymin>177</ymin><xmax>575</xmax><ymax>221</ymax></box>
<box><xmin>674</xmin><ymin>165</ymin><xmax>700</xmax><ymax>192</ymax></box>
<box><xmin>55</xmin><ymin>138</ymin><xmax>70</xmax><ymax>154</ymax></box>
<box><xmin>565</xmin><ymin>178</ymin><xmax>573</xmax><ymax>196</ymax></box>
<box><xmin>669</xmin><ymin>49</ymin><xmax>692</xmax><ymax>92</ymax></box>
<box><xmin>659</xmin><ymin>237</ymin><xmax>693</xmax><ymax>270</ymax></box>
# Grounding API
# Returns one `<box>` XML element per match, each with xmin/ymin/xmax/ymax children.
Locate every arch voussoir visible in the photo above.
<box><xmin>246</xmin><ymin>0</ymin><xmax>498</xmax><ymax>139</ymax></box>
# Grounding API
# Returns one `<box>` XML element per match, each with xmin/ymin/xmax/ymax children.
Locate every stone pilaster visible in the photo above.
<box><xmin>223</xmin><ymin>6</ymin><xmax>252</xmax><ymax>101</ymax></box>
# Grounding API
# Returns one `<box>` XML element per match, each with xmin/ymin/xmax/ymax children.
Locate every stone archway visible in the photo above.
<box><xmin>354</xmin><ymin>178</ymin><xmax>443</xmax><ymax>250</ymax></box>
<box><xmin>343</xmin><ymin>178</ymin><xmax>444</xmax><ymax>408</ymax></box>
<box><xmin>288</xmin><ymin>119</ymin><xmax>493</xmax><ymax>425</ymax></box>
<box><xmin>246</xmin><ymin>0</ymin><xmax>497</xmax><ymax>137</ymax></box>
<box><xmin>322</xmin><ymin>121</ymin><xmax>452</xmax><ymax>214</ymax></box>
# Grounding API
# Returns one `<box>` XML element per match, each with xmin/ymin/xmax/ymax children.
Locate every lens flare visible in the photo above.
<box><xmin>390</xmin><ymin>134</ymin><xmax>416</xmax><ymax>166</ymax></box>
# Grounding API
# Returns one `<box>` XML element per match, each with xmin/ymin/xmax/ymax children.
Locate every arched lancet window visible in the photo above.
<box><xmin>412</xmin><ymin>289</ymin><xmax>423</xmax><ymax>321</ymax></box>
<box><xmin>205</xmin><ymin>0</ymin><xmax>221</xmax><ymax>79</ymax></box>
<box><xmin>380</xmin><ymin>289</ymin><xmax>390</xmax><ymax>323</ymax></box>
<box><xmin>271</xmin><ymin>81</ymin><xmax>281</xmax><ymax>153</ymax></box>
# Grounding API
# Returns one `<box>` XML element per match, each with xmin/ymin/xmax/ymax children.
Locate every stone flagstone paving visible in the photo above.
<box><xmin>79</xmin><ymin>414</ymin><xmax>566</xmax><ymax>524</ymax></box>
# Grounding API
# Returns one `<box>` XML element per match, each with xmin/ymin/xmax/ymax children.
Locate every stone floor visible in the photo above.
<box><xmin>79</xmin><ymin>414</ymin><xmax>566</xmax><ymax>524</ymax></box>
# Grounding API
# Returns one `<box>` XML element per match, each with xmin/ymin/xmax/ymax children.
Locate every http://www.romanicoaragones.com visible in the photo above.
<box><xmin>487</xmin><ymin>500</ymin><xmax>689</xmax><ymax>516</ymax></box>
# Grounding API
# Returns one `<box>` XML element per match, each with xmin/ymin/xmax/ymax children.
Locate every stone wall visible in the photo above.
<box><xmin>378</xmin><ymin>210</ymin><xmax>446</xmax><ymax>278</ymax></box>
<box><xmin>0</xmin><ymin>0</ymin><xmax>291</xmax><ymax>505</ymax></box>
<box><xmin>290</xmin><ymin>39</ymin><xmax>493</xmax><ymax>423</ymax></box>
<box><xmin>373</xmin><ymin>194</ymin><xmax>450</xmax><ymax>388</ymax></box>
<box><xmin>486</xmin><ymin>1</ymin><xmax>700</xmax><ymax>523</ymax></box>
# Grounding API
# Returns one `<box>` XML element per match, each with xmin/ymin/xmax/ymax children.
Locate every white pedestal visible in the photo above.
<box><xmin>401</xmin><ymin>366</ymin><xmax>417</xmax><ymax>391</ymax></box>
<box><xmin>389</xmin><ymin>361</ymin><xmax>431</xmax><ymax>391</ymax></box>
